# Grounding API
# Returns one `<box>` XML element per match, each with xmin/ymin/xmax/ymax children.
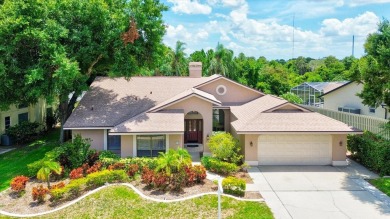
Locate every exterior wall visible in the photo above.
<box><xmin>121</xmin><ymin>135</ymin><xmax>133</xmax><ymax>157</ymax></box>
<box><xmin>166</xmin><ymin>96</ymin><xmax>213</xmax><ymax>153</ymax></box>
<box><xmin>323</xmin><ymin>82</ymin><xmax>387</xmax><ymax>119</ymax></box>
<box><xmin>331</xmin><ymin>134</ymin><xmax>347</xmax><ymax>162</ymax></box>
<box><xmin>223</xmin><ymin>109</ymin><xmax>231</xmax><ymax>132</ymax></box>
<box><xmin>72</xmin><ymin>129</ymin><xmax>104</xmax><ymax>151</ymax></box>
<box><xmin>169</xmin><ymin>134</ymin><xmax>183</xmax><ymax>150</ymax></box>
<box><xmin>197</xmin><ymin>78</ymin><xmax>262</xmax><ymax>104</ymax></box>
<box><xmin>244</xmin><ymin>134</ymin><xmax>259</xmax><ymax>165</ymax></box>
<box><xmin>0</xmin><ymin>98</ymin><xmax>47</xmax><ymax>144</ymax></box>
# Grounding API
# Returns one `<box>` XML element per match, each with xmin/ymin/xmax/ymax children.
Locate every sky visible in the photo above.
<box><xmin>161</xmin><ymin>0</ymin><xmax>390</xmax><ymax>60</ymax></box>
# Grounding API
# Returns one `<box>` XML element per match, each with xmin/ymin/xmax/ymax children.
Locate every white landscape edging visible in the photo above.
<box><xmin>0</xmin><ymin>183</ymin><xmax>264</xmax><ymax>218</ymax></box>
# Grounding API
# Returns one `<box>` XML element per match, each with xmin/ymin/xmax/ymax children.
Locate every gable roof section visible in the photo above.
<box><xmin>194</xmin><ymin>75</ymin><xmax>264</xmax><ymax>96</ymax></box>
<box><xmin>64</xmin><ymin>76</ymin><xmax>217</xmax><ymax>129</ymax></box>
<box><xmin>320</xmin><ymin>81</ymin><xmax>354</xmax><ymax>97</ymax></box>
<box><xmin>231</xmin><ymin>94</ymin><xmax>360</xmax><ymax>133</ymax></box>
<box><xmin>297</xmin><ymin>81</ymin><xmax>350</xmax><ymax>93</ymax></box>
<box><xmin>110</xmin><ymin>109</ymin><xmax>184</xmax><ymax>134</ymax></box>
<box><xmin>148</xmin><ymin>88</ymin><xmax>221</xmax><ymax>112</ymax></box>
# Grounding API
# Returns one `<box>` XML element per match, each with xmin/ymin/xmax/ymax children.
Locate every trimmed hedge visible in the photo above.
<box><xmin>348</xmin><ymin>131</ymin><xmax>390</xmax><ymax>176</ymax></box>
<box><xmin>222</xmin><ymin>176</ymin><xmax>246</xmax><ymax>196</ymax></box>
<box><xmin>201</xmin><ymin>156</ymin><xmax>239</xmax><ymax>175</ymax></box>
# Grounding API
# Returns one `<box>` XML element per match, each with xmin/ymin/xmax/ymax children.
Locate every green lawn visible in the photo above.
<box><xmin>19</xmin><ymin>185</ymin><xmax>272</xmax><ymax>219</ymax></box>
<box><xmin>370</xmin><ymin>178</ymin><xmax>390</xmax><ymax>197</ymax></box>
<box><xmin>0</xmin><ymin>129</ymin><xmax>60</xmax><ymax>192</ymax></box>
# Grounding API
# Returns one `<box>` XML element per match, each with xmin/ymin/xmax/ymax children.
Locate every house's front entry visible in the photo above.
<box><xmin>184</xmin><ymin>119</ymin><xmax>203</xmax><ymax>144</ymax></box>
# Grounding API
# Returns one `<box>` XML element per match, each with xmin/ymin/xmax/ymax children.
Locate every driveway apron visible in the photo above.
<box><xmin>248</xmin><ymin>160</ymin><xmax>390</xmax><ymax>219</ymax></box>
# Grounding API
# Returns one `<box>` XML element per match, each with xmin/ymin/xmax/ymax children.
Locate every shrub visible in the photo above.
<box><xmin>222</xmin><ymin>176</ymin><xmax>246</xmax><ymax>196</ymax></box>
<box><xmin>69</xmin><ymin>167</ymin><xmax>84</xmax><ymax>179</ymax></box>
<box><xmin>348</xmin><ymin>132</ymin><xmax>390</xmax><ymax>176</ymax></box>
<box><xmin>27</xmin><ymin>160</ymin><xmax>45</xmax><ymax>177</ymax></box>
<box><xmin>100</xmin><ymin>158</ymin><xmax>118</xmax><ymax>167</ymax></box>
<box><xmin>99</xmin><ymin>151</ymin><xmax>119</xmax><ymax>160</ymax></box>
<box><xmin>192</xmin><ymin>165</ymin><xmax>207</xmax><ymax>183</ymax></box>
<box><xmin>171</xmin><ymin>169</ymin><xmax>187</xmax><ymax>191</ymax></box>
<box><xmin>126</xmin><ymin>164</ymin><xmax>139</xmax><ymax>177</ymax></box>
<box><xmin>32</xmin><ymin>185</ymin><xmax>49</xmax><ymax>203</ymax></box>
<box><xmin>86</xmin><ymin>150</ymin><xmax>100</xmax><ymax>166</ymax></box>
<box><xmin>201</xmin><ymin>156</ymin><xmax>238</xmax><ymax>175</ymax></box>
<box><xmin>153</xmin><ymin>172</ymin><xmax>169</xmax><ymax>190</ymax></box>
<box><xmin>10</xmin><ymin>175</ymin><xmax>29</xmax><ymax>193</ymax></box>
<box><xmin>86</xmin><ymin>162</ymin><xmax>102</xmax><ymax>174</ymax></box>
<box><xmin>50</xmin><ymin>178</ymin><xmax>87</xmax><ymax>201</ymax></box>
<box><xmin>50</xmin><ymin>182</ymin><xmax>65</xmax><ymax>190</ymax></box>
<box><xmin>56</xmin><ymin>135</ymin><xmax>92</xmax><ymax>170</ymax></box>
<box><xmin>141</xmin><ymin>167</ymin><xmax>155</xmax><ymax>187</ymax></box>
<box><xmin>5</xmin><ymin>121</ymin><xmax>43</xmax><ymax>144</ymax></box>
<box><xmin>108</xmin><ymin>162</ymin><xmax>126</xmax><ymax>171</ymax></box>
<box><xmin>86</xmin><ymin>170</ymin><xmax>128</xmax><ymax>188</ymax></box>
<box><xmin>184</xmin><ymin>166</ymin><xmax>196</xmax><ymax>186</ymax></box>
<box><xmin>121</xmin><ymin>157</ymin><xmax>158</xmax><ymax>170</ymax></box>
<box><xmin>208</xmin><ymin>132</ymin><xmax>243</xmax><ymax>164</ymax></box>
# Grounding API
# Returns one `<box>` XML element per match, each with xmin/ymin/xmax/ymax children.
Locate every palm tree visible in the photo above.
<box><xmin>156</xmin><ymin>150</ymin><xmax>178</xmax><ymax>176</ymax></box>
<box><xmin>208</xmin><ymin>43</ymin><xmax>234</xmax><ymax>77</ymax></box>
<box><xmin>37</xmin><ymin>161</ymin><xmax>62</xmax><ymax>188</ymax></box>
<box><xmin>173</xmin><ymin>41</ymin><xmax>187</xmax><ymax>76</ymax></box>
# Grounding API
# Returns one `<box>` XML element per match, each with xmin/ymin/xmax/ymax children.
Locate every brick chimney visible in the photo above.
<box><xmin>189</xmin><ymin>62</ymin><xmax>202</xmax><ymax>78</ymax></box>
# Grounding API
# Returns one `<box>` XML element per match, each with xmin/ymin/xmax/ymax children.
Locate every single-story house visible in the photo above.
<box><xmin>290</xmin><ymin>81</ymin><xmax>349</xmax><ymax>107</ymax></box>
<box><xmin>64</xmin><ymin>62</ymin><xmax>361</xmax><ymax>166</ymax></box>
<box><xmin>1</xmin><ymin>98</ymin><xmax>49</xmax><ymax>145</ymax></box>
<box><xmin>321</xmin><ymin>81</ymin><xmax>388</xmax><ymax>119</ymax></box>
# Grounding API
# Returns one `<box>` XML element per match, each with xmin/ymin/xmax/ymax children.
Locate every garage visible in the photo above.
<box><xmin>258</xmin><ymin>134</ymin><xmax>332</xmax><ymax>165</ymax></box>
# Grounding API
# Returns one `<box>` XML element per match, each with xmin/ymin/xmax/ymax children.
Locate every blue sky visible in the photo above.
<box><xmin>161</xmin><ymin>0</ymin><xmax>390</xmax><ymax>60</ymax></box>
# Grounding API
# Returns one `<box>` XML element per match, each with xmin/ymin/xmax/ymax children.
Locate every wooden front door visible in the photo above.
<box><xmin>184</xmin><ymin>119</ymin><xmax>203</xmax><ymax>143</ymax></box>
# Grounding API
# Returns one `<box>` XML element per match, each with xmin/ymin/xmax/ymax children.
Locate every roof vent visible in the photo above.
<box><xmin>150</xmin><ymin>91</ymin><xmax>152</xmax><ymax>94</ymax></box>
<box><xmin>189</xmin><ymin>62</ymin><xmax>202</xmax><ymax>78</ymax></box>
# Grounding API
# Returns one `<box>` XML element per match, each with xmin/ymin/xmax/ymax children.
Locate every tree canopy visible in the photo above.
<box><xmin>0</xmin><ymin>0</ymin><xmax>168</xmax><ymax>141</ymax></box>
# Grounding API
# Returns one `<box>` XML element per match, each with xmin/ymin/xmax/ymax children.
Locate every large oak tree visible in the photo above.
<box><xmin>0</xmin><ymin>0</ymin><xmax>167</xmax><ymax>141</ymax></box>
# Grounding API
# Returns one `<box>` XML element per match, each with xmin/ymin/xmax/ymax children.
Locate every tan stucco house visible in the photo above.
<box><xmin>322</xmin><ymin>81</ymin><xmax>388</xmax><ymax>120</ymax></box>
<box><xmin>1</xmin><ymin>98</ymin><xmax>49</xmax><ymax>145</ymax></box>
<box><xmin>64</xmin><ymin>62</ymin><xmax>361</xmax><ymax>166</ymax></box>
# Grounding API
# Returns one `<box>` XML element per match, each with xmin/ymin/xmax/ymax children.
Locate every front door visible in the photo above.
<box><xmin>184</xmin><ymin>119</ymin><xmax>203</xmax><ymax>143</ymax></box>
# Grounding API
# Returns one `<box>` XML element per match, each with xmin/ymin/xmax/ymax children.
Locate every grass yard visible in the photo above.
<box><xmin>370</xmin><ymin>178</ymin><xmax>390</xmax><ymax>197</ymax></box>
<box><xmin>18</xmin><ymin>185</ymin><xmax>272</xmax><ymax>219</ymax></box>
<box><xmin>0</xmin><ymin>129</ymin><xmax>60</xmax><ymax>192</ymax></box>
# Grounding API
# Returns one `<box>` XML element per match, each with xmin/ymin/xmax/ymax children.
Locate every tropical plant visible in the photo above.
<box><xmin>208</xmin><ymin>132</ymin><xmax>243</xmax><ymax>164</ymax></box>
<box><xmin>173</xmin><ymin>41</ymin><xmax>187</xmax><ymax>76</ymax></box>
<box><xmin>280</xmin><ymin>92</ymin><xmax>303</xmax><ymax>104</ymax></box>
<box><xmin>155</xmin><ymin>150</ymin><xmax>178</xmax><ymax>176</ymax></box>
<box><xmin>37</xmin><ymin>161</ymin><xmax>62</xmax><ymax>188</ymax></box>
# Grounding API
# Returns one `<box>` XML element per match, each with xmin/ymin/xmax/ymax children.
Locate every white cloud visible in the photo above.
<box><xmin>320</xmin><ymin>11</ymin><xmax>379</xmax><ymax>37</ymax></box>
<box><xmin>347</xmin><ymin>0</ymin><xmax>390</xmax><ymax>7</ymax></box>
<box><xmin>280</xmin><ymin>0</ymin><xmax>344</xmax><ymax>18</ymax></box>
<box><xmin>208</xmin><ymin>0</ymin><xmax>247</xmax><ymax>7</ymax></box>
<box><xmin>165</xmin><ymin>25</ymin><xmax>209</xmax><ymax>46</ymax></box>
<box><xmin>167</xmin><ymin>0</ymin><xmax>212</xmax><ymax>15</ymax></box>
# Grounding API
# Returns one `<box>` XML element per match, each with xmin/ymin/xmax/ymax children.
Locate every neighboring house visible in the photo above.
<box><xmin>64</xmin><ymin>62</ymin><xmax>361</xmax><ymax>166</ymax></box>
<box><xmin>291</xmin><ymin>81</ymin><xmax>349</xmax><ymax>107</ymax></box>
<box><xmin>321</xmin><ymin>81</ymin><xmax>388</xmax><ymax>119</ymax></box>
<box><xmin>0</xmin><ymin>98</ymin><xmax>48</xmax><ymax>145</ymax></box>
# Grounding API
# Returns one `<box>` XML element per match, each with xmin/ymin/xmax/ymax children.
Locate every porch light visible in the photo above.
<box><xmin>250</xmin><ymin>141</ymin><xmax>253</xmax><ymax>147</ymax></box>
<box><xmin>339</xmin><ymin>140</ymin><xmax>343</xmax><ymax>147</ymax></box>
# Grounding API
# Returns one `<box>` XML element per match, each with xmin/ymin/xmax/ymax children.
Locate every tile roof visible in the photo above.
<box><xmin>64</xmin><ymin>75</ymin><xmax>219</xmax><ymax>128</ymax></box>
<box><xmin>110</xmin><ymin>110</ymin><xmax>184</xmax><ymax>133</ymax></box>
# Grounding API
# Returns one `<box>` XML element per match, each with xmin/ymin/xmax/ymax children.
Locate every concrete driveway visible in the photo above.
<box><xmin>247</xmin><ymin>160</ymin><xmax>390</xmax><ymax>219</ymax></box>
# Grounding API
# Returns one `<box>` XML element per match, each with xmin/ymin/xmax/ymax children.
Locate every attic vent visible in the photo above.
<box><xmin>216</xmin><ymin>85</ymin><xmax>227</xmax><ymax>95</ymax></box>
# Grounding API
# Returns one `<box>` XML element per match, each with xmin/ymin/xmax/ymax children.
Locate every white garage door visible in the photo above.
<box><xmin>258</xmin><ymin>135</ymin><xmax>332</xmax><ymax>165</ymax></box>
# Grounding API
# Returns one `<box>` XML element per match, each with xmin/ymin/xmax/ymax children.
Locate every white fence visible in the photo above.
<box><xmin>301</xmin><ymin>105</ymin><xmax>390</xmax><ymax>139</ymax></box>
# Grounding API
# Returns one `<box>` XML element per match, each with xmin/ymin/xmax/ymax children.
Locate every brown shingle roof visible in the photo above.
<box><xmin>231</xmin><ymin>95</ymin><xmax>360</xmax><ymax>133</ymax></box>
<box><xmin>110</xmin><ymin>110</ymin><xmax>184</xmax><ymax>133</ymax></box>
<box><xmin>64</xmin><ymin>76</ymin><xmax>219</xmax><ymax>128</ymax></box>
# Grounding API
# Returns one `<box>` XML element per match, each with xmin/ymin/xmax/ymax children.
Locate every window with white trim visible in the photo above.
<box><xmin>137</xmin><ymin>135</ymin><xmax>166</xmax><ymax>157</ymax></box>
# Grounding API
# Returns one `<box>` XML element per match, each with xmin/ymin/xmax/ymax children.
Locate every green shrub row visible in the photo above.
<box><xmin>222</xmin><ymin>176</ymin><xmax>246</xmax><ymax>196</ymax></box>
<box><xmin>50</xmin><ymin>170</ymin><xmax>128</xmax><ymax>201</ymax></box>
<box><xmin>5</xmin><ymin>121</ymin><xmax>44</xmax><ymax>144</ymax></box>
<box><xmin>100</xmin><ymin>157</ymin><xmax>158</xmax><ymax>170</ymax></box>
<box><xmin>347</xmin><ymin>131</ymin><xmax>390</xmax><ymax>176</ymax></box>
<box><xmin>201</xmin><ymin>156</ymin><xmax>239</xmax><ymax>175</ymax></box>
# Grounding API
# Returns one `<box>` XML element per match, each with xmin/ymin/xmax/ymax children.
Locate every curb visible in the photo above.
<box><xmin>0</xmin><ymin>183</ymin><xmax>264</xmax><ymax>218</ymax></box>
